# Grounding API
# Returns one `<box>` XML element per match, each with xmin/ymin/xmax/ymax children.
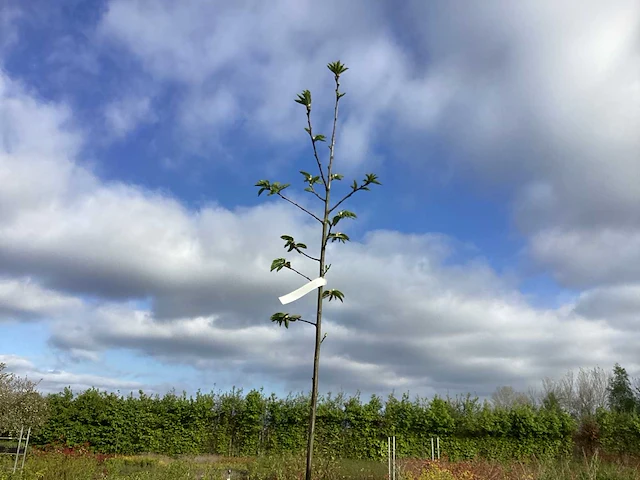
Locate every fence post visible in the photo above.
<box><xmin>387</xmin><ymin>437</ymin><xmax>391</xmax><ymax>480</ymax></box>
<box><xmin>392</xmin><ymin>436</ymin><xmax>396</xmax><ymax>480</ymax></box>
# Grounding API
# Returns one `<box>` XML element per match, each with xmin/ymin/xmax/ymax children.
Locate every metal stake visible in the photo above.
<box><xmin>20</xmin><ymin>427</ymin><xmax>31</xmax><ymax>471</ymax></box>
<box><xmin>392</xmin><ymin>436</ymin><xmax>396</xmax><ymax>480</ymax></box>
<box><xmin>12</xmin><ymin>426</ymin><xmax>24</xmax><ymax>474</ymax></box>
<box><xmin>387</xmin><ymin>437</ymin><xmax>391</xmax><ymax>480</ymax></box>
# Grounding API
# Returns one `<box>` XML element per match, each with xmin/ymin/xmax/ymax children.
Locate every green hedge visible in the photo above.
<box><xmin>29</xmin><ymin>388</ymin><xmax>591</xmax><ymax>460</ymax></box>
<box><xmin>31</xmin><ymin>388</ymin><xmax>640</xmax><ymax>459</ymax></box>
<box><xmin>595</xmin><ymin>409</ymin><xmax>640</xmax><ymax>455</ymax></box>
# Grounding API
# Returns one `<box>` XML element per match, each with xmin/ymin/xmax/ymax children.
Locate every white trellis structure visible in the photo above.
<box><xmin>0</xmin><ymin>426</ymin><xmax>31</xmax><ymax>474</ymax></box>
<box><xmin>387</xmin><ymin>435</ymin><xmax>442</xmax><ymax>479</ymax></box>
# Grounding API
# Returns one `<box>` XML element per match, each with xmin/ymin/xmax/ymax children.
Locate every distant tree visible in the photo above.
<box><xmin>0</xmin><ymin>363</ymin><xmax>49</xmax><ymax>434</ymax></box>
<box><xmin>607</xmin><ymin>363</ymin><xmax>637</xmax><ymax>413</ymax></box>
<box><xmin>255</xmin><ymin>61</ymin><xmax>381</xmax><ymax>480</ymax></box>
<box><xmin>574</xmin><ymin>367</ymin><xmax>610</xmax><ymax>416</ymax></box>
<box><xmin>491</xmin><ymin>386</ymin><xmax>531</xmax><ymax>409</ymax></box>
<box><xmin>541</xmin><ymin>389</ymin><xmax>562</xmax><ymax>412</ymax></box>
<box><xmin>541</xmin><ymin>367</ymin><xmax>609</xmax><ymax>418</ymax></box>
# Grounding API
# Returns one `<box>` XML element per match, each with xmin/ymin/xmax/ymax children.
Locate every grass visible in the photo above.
<box><xmin>398</xmin><ymin>452</ymin><xmax>640</xmax><ymax>480</ymax></box>
<box><xmin>0</xmin><ymin>450</ymin><xmax>638</xmax><ymax>479</ymax></box>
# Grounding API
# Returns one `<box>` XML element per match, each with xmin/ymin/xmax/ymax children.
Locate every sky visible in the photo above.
<box><xmin>0</xmin><ymin>0</ymin><xmax>639</xmax><ymax>400</ymax></box>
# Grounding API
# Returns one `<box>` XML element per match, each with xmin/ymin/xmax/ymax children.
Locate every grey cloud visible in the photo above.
<box><xmin>529</xmin><ymin>228</ymin><xmax>640</xmax><ymax>288</ymax></box>
<box><xmin>574</xmin><ymin>285</ymin><xmax>640</xmax><ymax>332</ymax></box>
<box><xmin>38</xmin><ymin>224</ymin><xmax>631</xmax><ymax>398</ymax></box>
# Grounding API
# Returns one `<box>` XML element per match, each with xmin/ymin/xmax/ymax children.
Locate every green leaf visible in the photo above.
<box><xmin>300</xmin><ymin>171</ymin><xmax>321</xmax><ymax>187</ymax></box>
<box><xmin>327</xmin><ymin>232</ymin><xmax>350</xmax><ymax>243</ymax></box>
<box><xmin>351</xmin><ymin>180</ymin><xmax>358</xmax><ymax>190</ymax></box>
<box><xmin>255</xmin><ymin>179</ymin><xmax>270</xmax><ymax>196</ymax></box>
<box><xmin>337</xmin><ymin>92</ymin><xmax>346</xmax><ymax>99</ymax></box>
<box><xmin>284</xmin><ymin>237</ymin><xmax>295</xmax><ymax>251</ymax></box>
<box><xmin>323</xmin><ymin>264</ymin><xmax>332</xmax><ymax>275</ymax></box>
<box><xmin>364</xmin><ymin>173</ymin><xmax>382</xmax><ymax>186</ymax></box>
<box><xmin>330</xmin><ymin>173</ymin><xmax>344</xmax><ymax>181</ymax></box>
<box><xmin>268</xmin><ymin>181</ymin><xmax>290</xmax><ymax>195</ymax></box>
<box><xmin>270</xmin><ymin>312</ymin><xmax>301</xmax><ymax>328</ymax></box>
<box><xmin>331</xmin><ymin>210</ymin><xmax>357</xmax><ymax>226</ymax></box>
<box><xmin>281</xmin><ymin>235</ymin><xmax>307</xmax><ymax>253</ymax></box>
<box><xmin>313</xmin><ymin>134</ymin><xmax>326</xmax><ymax>142</ymax></box>
<box><xmin>280</xmin><ymin>235</ymin><xmax>310</xmax><ymax>254</ymax></box>
<box><xmin>322</xmin><ymin>289</ymin><xmax>345</xmax><ymax>302</ymax></box>
<box><xmin>270</xmin><ymin>258</ymin><xmax>289</xmax><ymax>272</ymax></box>
<box><xmin>294</xmin><ymin>90</ymin><xmax>312</xmax><ymax>108</ymax></box>
<box><xmin>327</xmin><ymin>61</ymin><xmax>348</xmax><ymax>76</ymax></box>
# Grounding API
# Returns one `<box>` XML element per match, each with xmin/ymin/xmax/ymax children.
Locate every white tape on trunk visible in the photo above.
<box><xmin>279</xmin><ymin>277</ymin><xmax>327</xmax><ymax>305</ymax></box>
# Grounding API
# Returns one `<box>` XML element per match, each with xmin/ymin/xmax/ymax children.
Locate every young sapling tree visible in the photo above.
<box><xmin>255</xmin><ymin>61</ymin><xmax>381</xmax><ymax>480</ymax></box>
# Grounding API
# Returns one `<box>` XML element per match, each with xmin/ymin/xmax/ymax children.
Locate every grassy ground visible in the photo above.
<box><xmin>0</xmin><ymin>450</ymin><xmax>639</xmax><ymax>479</ymax></box>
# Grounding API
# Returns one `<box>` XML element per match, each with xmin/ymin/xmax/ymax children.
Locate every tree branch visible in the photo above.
<box><xmin>329</xmin><ymin>186</ymin><xmax>366</xmax><ymax>214</ymax></box>
<box><xmin>298</xmin><ymin>318</ymin><xmax>317</xmax><ymax>327</ymax></box>
<box><xmin>307</xmin><ymin>185</ymin><xmax>326</xmax><ymax>202</ymax></box>
<box><xmin>305</xmin><ymin>113</ymin><xmax>328</xmax><ymax>189</ymax></box>
<box><xmin>277</xmin><ymin>193</ymin><xmax>323</xmax><ymax>223</ymax></box>
<box><xmin>285</xmin><ymin>264</ymin><xmax>312</xmax><ymax>282</ymax></box>
<box><xmin>297</xmin><ymin>249</ymin><xmax>320</xmax><ymax>263</ymax></box>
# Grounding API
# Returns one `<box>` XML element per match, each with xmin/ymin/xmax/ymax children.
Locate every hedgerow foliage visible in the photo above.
<box><xmin>4</xmin><ymin>360</ymin><xmax>638</xmax><ymax>460</ymax></box>
<box><xmin>31</xmin><ymin>388</ymin><xmax>583</xmax><ymax>460</ymax></box>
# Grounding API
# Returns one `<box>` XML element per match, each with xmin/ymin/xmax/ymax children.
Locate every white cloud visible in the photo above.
<box><xmin>104</xmin><ymin>95</ymin><xmax>156</xmax><ymax>138</ymax></box>
<box><xmin>401</xmin><ymin>1</ymin><xmax>640</xmax><ymax>288</ymax></box>
<box><xmin>0</xmin><ymin>73</ymin><xmax>92</xmax><ymax>223</ymax></box>
<box><xmin>1</xmin><ymin>2</ymin><xmax>639</xmax><ymax>397</ymax></box>
<box><xmin>98</xmin><ymin>0</ymin><xmax>408</xmax><ymax>166</ymax></box>
<box><xmin>0</xmin><ymin>278</ymin><xmax>82</xmax><ymax>321</ymax></box>
<box><xmin>0</xmin><ymin>354</ymin><xmax>149</xmax><ymax>394</ymax></box>
<box><xmin>98</xmin><ymin>0</ymin><xmax>640</xmax><ymax>288</ymax></box>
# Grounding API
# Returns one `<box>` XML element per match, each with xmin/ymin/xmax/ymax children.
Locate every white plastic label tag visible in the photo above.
<box><xmin>278</xmin><ymin>277</ymin><xmax>327</xmax><ymax>305</ymax></box>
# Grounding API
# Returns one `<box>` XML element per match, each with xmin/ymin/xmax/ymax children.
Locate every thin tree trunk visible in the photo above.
<box><xmin>305</xmin><ymin>178</ymin><xmax>331</xmax><ymax>480</ymax></box>
<box><xmin>305</xmin><ymin>70</ymin><xmax>340</xmax><ymax>480</ymax></box>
